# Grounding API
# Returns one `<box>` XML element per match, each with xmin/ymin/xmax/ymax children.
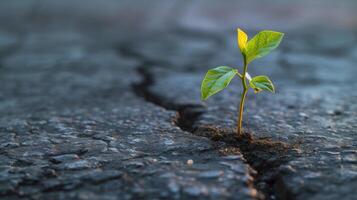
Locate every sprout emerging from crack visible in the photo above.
<box><xmin>201</xmin><ymin>28</ymin><xmax>284</xmax><ymax>136</ymax></box>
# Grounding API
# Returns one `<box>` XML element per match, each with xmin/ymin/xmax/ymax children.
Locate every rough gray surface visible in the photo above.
<box><xmin>0</xmin><ymin>0</ymin><xmax>357</xmax><ymax>200</ymax></box>
<box><xmin>131</xmin><ymin>30</ymin><xmax>357</xmax><ymax>200</ymax></box>
<box><xmin>0</xmin><ymin>26</ymin><xmax>259</xmax><ymax>200</ymax></box>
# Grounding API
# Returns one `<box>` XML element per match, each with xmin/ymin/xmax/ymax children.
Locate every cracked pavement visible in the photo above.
<box><xmin>0</xmin><ymin>0</ymin><xmax>356</xmax><ymax>200</ymax></box>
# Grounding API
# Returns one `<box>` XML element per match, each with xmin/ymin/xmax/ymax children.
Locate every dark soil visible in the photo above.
<box><xmin>195</xmin><ymin>126</ymin><xmax>298</xmax><ymax>200</ymax></box>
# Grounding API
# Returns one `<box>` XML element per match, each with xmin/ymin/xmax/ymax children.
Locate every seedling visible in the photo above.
<box><xmin>201</xmin><ymin>28</ymin><xmax>284</xmax><ymax>136</ymax></box>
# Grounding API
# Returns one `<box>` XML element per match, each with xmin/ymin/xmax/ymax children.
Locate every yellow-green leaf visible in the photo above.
<box><xmin>249</xmin><ymin>75</ymin><xmax>275</xmax><ymax>93</ymax></box>
<box><xmin>201</xmin><ymin>66</ymin><xmax>238</xmax><ymax>100</ymax></box>
<box><xmin>237</xmin><ymin>28</ymin><xmax>248</xmax><ymax>53</ymax></box>
<box><xmin>246</xmin><ymin>30</ymin><xmax>284</xmax><ymax>63</ymax></box>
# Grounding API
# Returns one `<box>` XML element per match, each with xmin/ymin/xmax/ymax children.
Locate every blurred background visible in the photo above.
<box><xmin>1</xmin><ymin>0</ymin><xmax>357</xmax><ymax>38</ymax></box>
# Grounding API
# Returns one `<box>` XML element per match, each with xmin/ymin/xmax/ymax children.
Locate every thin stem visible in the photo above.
<box><xmin>237</xmin><ymin>57</ymin><xmax>248</xmax><ymax>136</ymax></box>
<box><xmin>237</xmin><ymin>87</ymin><xmax>247</xmax><ymax>136</ymax></box>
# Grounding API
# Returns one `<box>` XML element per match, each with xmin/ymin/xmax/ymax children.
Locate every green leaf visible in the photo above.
<box><xmin>249</xmin><ymin>75</ymin><xmax>275</xmax><ymax>93</ymax></box>
<box><xmin>201</xmin><ymin>66</ymin><xmax>238</xmax><ymax>100</ymax></box>
<box><xmin>246</xmin><ymin>31</ymin><xmax>284</xmax><ymax>63</ymax></box>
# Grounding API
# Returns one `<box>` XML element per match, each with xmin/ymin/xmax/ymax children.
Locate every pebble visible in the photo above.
<box><xmin>187</xmin><ymin>159</ymin><xmax>193</xmax><ymax>166</ymax></box>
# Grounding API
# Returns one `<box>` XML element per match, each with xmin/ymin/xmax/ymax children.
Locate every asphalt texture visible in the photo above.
<box><xmin>0</xmin><ymin>1</ymin><xmax>356</xmax><ymax>200</ymax></box>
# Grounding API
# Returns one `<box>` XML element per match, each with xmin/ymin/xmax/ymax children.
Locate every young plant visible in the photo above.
<box><xmin>201</xmin><ymin>28</ymin><xmax>284</xmax><ymax>136</ymax></box>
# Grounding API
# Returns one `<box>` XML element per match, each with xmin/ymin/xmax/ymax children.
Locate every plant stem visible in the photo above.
<box><xmin>237</xmin><ymin>59</ymin><xmax>248</xmax><ymax>136</ymax></box>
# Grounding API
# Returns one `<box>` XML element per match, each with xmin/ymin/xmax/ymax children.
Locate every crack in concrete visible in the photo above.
<box><xmin>118</xmin><ymin>42</ymin><xmax>295</xmax><ymax>200</ymax></box>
